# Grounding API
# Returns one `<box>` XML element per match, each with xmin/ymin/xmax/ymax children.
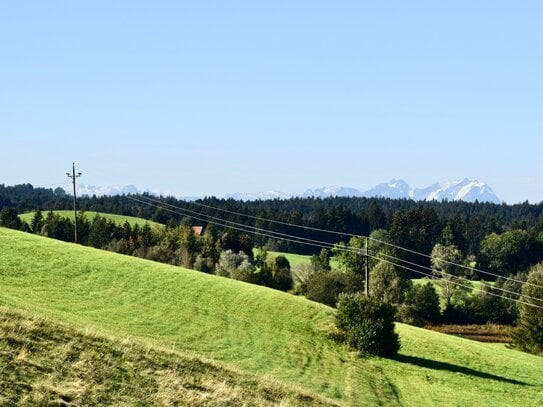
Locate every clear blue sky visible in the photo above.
<box><xmin>1</xmin><ymin>1</ymin><xmax>542</xmax><ymax>203</ymax></box>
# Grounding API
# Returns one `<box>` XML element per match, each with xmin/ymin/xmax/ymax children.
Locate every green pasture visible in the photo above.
<box><xmin>1</xmin><ymin>228</ymin><xmax>541</xmax><ymax>406</ymax></box>
<box><xmin>19</xmin><ymin>210</ymin><xmax>161</xmax><ymax>228</ymax></box>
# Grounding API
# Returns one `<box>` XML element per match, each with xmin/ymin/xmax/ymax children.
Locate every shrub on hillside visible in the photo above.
<box><xmin>215</xmin><ymin>250</ymin><xmax>258</xmax><ymax>283</ymax></box>
<box><xmin>269</xmin><ymin>255</ymin><xmax>293</xmax><ymax>291</ymax></box>
<box><xmin>193</xmin><ymin>254</ymin><xmax>215</xmax><ymax>273</ymax></box>
<box><xmin>335</xmin><ymin>293</ymin><xmax>400</xmax><ymax>357</ymax></box>
<box><xmin>0</xmin><ymin>208</ymin><xmax>27</xmax><ymax>231</ymax></box>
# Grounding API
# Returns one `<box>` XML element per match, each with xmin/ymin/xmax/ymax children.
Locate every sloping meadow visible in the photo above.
<box><xmin>1</xmin><ymin>227</ymin><xmax>542</xmax><ymax>406</ymax></box>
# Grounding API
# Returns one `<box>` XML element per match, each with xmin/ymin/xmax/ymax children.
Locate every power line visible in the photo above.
<box><xmin>367</xmin><ymin>253</ymin><xmax>543</xmax><ymax>310</ymax></box>
<box><xmin>185</xmin><ymin>196</ymin><xmax>355</xmax><ymax>238</ymax></box>
<box><xmin>367</xmin><ymin>236</ymin><xmax>542</xmax><ymax>289</ymax></box>
<box><xmin>369</xmin><ymin>250</ymin><xmax>543</xmax><ymax>304</ymax></box>
<box><xmin>131</xmin><ymin>193</ymin><xmax>543</xmax><ymax>289</ymax></box>
<box><xmin>126</xmin><ymin>194</ymin><xmax>543</xmax><ymax>307</ymax></box>
<box><xmin>125</xmin><ymin>194</ymin><xmax>374</xmax><ymax>294</ymax></box>
<box><xmin>125</xmin><ymin>195</ymin><xmax>344</xmax><ymax>252</ymax></box>
<box><xmin>126</xmin><ymin>195</ymin><xmax>360</xmax><ymax>253</ymax></box>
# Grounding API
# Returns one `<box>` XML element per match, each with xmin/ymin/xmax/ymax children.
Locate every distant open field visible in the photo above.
<box><xmin>19</xmin><ymin>210</ymin><xmax>161</xmax><ymax>228</ymax></box>
<box><xmin>1</xmin><ymin>227</ymin><xmax>542</xmax><ymax>406</ymax></box>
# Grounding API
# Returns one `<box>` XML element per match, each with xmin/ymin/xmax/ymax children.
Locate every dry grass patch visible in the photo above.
<box><xmin>425</xmin><ymin>324</ymin><xmax>512</xmax><ymax>343</ymax></box>
<box><xmin>0</xmin><ymin>306</ymin><xmax>339</xmax><ymax>406</ymax></box>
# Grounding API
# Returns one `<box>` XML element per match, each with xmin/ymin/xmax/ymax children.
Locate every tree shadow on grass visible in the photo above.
<box><xmin>394</xmin><ymin>354</ymin><xmax>528</xmax><ymax>386</ymax></box>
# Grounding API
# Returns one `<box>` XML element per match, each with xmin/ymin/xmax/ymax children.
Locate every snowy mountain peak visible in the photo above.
<box><xmin>303</xmin><ymin>178</ymin><xmax>500</xmax><ymax>203</ymax></box>
<box><xmin>362</xmin><ymin>179</ymin><xmax>411</xmax><ymax>199</ymax></box>
<box><xmin>62</xmin><ymin>178</ymin><xmax>500</xmax><ymax>203</ymax></box>
<box><xmin>410</xmin><ymin>179</ymin><xmax>500</xmax><ymax>203</ymax></box>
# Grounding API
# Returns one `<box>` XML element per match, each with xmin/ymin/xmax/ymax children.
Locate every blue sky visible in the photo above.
<box><xmin>1</xmin><ymin>1</ymin><xmax>542</xmax><ymax>203</ymax></box>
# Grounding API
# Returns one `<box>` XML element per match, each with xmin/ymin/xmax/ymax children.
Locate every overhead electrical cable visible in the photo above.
<box><xmin>369</xmin><ymin>250</ymin><xmax>543</xmax><ymax>304</ymax></box>
<box><xmin>125</xmin><ymin>194</ymin><xmax>543</xmax><ymax>293</ymax></box>
<box><xmin>125</xmin><ymin>195</ymin><xmax>358</xmax><ymax>254</ymax></box>
<box><xmin>183</xmin><ymin>196</ymin><xmax>355</xmax><ymax>237</ymax></box>
<box><xmin>366</xmin><ymin>236</ymin><xmax>540</xmax><ymax>289</ymax></box>
<box><xmin>366</xmin><ymin>252</ymin><xmax>543</xmax><ymax>310</ymax></box>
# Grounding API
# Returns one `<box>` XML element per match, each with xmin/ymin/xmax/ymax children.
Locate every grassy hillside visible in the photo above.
<box><xmin>19</xmin><ymin>210</ymin><xmax>161</xmax><ymax>228</ymax></box>
<box><xmin>0</xmin><ymin>305</ymin><xmax>334</xmax><ymax>406</ymax></box>
<box><xmin>1</xmin><ymin>227</ymin><xmax>542</xmax><ymax>406</ymax></box>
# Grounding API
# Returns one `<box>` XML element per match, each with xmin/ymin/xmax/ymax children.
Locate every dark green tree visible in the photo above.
<box><xmin>310</xmin><ymin>248</ymin><xmax>331</xmax><ymax>273</ymax></box>
<box><xmin>305</xmin><ymin>272</ymin><xmax>363</xmax><ymax>307</ymax></box>
<box><xmin>140</xmin><ymin>223</ymin><xmax>154</xmax><ymax>248</ymax></box>
<box><xmin>336</xmin><ymin>293</ymin><xmax>400</xmax><ymax>357</ymax></box>
<box><xmin>87</xmin><ymin>215</ymin><xmax>115</xmax><ymax>249</ymax></box>
<box><xmin>480</xmin><ymin>230</ymin><xmax>543</xmax><ymax>276</ymax></box>
<box><xmin>512</xmin><ymin>263</ymin><xmax>543</xmax><ymax>355</ymax></box>
<box><xmin>400</xmin><ymin>281</ymin><xmax>441</xmax><ymax>326</ymax></box>
<box><xmin>368</xmin><ymin>200</ymin><xmax>386</xmax><ymax>231</ymax></box>
<box><xmin>268</xmin><ymin>255</ymin><xmax>293</xmax><ymax>291</ymax></box>
<box><xmin>0</xmin><ymin>208</ymin><xmax>25</xmax><ymax>230</ymax></box>
<box><xmin>30</xmin><ymin>210</ymin><xmax>44</xmax><ymax>233</ymax></box>
<box><xmin>431</xmin><ymin>244</ymin><xmax>472</xmax><ymax>308</ymax></box>
<box><xmin>388</xmin><ymin>207</ymin><xmax>441</xmax><ymax>278</ymax></box>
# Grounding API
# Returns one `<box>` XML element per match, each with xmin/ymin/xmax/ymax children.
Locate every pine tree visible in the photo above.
<box><xmin>30</xmin><ymin>210</ymin><xmax>44</xmax><ymax>233</ymax></box>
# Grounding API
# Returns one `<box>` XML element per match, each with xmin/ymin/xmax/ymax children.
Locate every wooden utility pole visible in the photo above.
<box><xmin>66</xmin><ymin>163</ymin><xmax>82</xmax><ymax>243</ymax></box>
<box><xmin>365</xmin><ymin>236</ymin><xmax>369</xmax><ymax>296</ymax></box>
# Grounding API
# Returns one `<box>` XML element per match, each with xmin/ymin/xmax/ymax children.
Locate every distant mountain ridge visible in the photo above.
<box><xmin>69</xmin><ymin>178</ymin><xmax>501</xmax><ymax>204</ymax></box>
<box><xmin>303</xmin><ymin>178</ymin><xmax>501</xmax><ymax>204</ymax></box>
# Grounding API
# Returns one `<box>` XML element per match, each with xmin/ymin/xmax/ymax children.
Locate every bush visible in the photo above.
<box><xmin>306</xmin><ymin>271</ymin><xmax>363</xmax><ymax>307</ymax></box>
<box><xmin>0</xmin><ymin>208</ymin><xmax>26</xmax><ymax>231</ymax></box>
<box><xmin>193</xmin><ymin>254</ymin><xmax>215</xmax><ymax>273</ymax></box>
<box><xmin>269</xmin><ymin>255</ymin><xmax>293</xmax><ymax>291</ymax></box>
<box><xmin>215</xmin><ymin>250</ymin><xmax>257</xmax><ymax>283</ymax></box>
<box><xmin>335</xmin><ymin>293</ymin><xmax>400</xmax><ymax>357</ymax></box>
<box><xmin>399</xmin><ymin>281</ymin><xmax>441</xmax><ymax>326</ymax></box>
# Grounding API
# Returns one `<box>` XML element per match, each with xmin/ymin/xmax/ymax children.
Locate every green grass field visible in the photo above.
<box><xmin>266</xmin><ymin>250</ymin><xmax>312</xmax><ymax>269</ymax></box>
<box><xmin>1</xmin><ymin>227</ymin><xmax>542</xmax><ymax>406</ymax></box>
<box><xmin>0</xmin><ymin>305</ymin><xmax>334</xmax><ymax>406</ymax></box>
<box><xmin>19</xmin><ymin>210</ymin><xmax>161</xmax><ymax>228</ymax></box>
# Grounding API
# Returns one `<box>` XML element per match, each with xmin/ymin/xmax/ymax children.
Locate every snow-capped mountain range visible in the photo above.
<box><xmin>69</xmin><ymin>178</ymin><xmax>501</xmax><ymax>204</ymax></box>
<box><xmin>302</xmin><ymin>179</ymin><xmax>501</xmax><ymax>204</ymax></box>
